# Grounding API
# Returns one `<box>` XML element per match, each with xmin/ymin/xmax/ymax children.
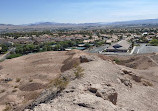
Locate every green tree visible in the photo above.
<box><xmin>0</xmin><ymin>44</ymin><xmax>8</xmax><ymax>53</ymax></box>
<box><xmin>150</xmin><ymin>39</ymin><xmax>158</xmax><ymax>46</ymax></box>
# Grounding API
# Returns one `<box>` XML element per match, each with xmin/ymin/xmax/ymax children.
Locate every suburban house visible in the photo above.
<box><xmin>106</xmin><ymin>39</ymin><xmax>112</xmax><ymax>44</ymax></box>
<box><xmin>106</xmin><ymin>40</ymin><xmax>131</xmax><ymax>52</ymax></box>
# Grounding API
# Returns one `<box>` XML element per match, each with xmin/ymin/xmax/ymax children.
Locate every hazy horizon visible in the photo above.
<box><xmin>1</xmin><ymin>0</ymin><xmax>158</xmax><ymax>25</ymax></box>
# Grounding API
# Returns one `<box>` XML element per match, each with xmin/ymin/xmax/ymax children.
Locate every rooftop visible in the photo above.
<box><xmin>107</xmin><ymin>40</ymin><xmax>131</xmax><ymax>50</ymax></box>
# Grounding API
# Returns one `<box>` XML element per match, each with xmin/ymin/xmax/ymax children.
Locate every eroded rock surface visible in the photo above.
<box><xmin>25</xmin><ymin>53</ymin><xmax>158</xmax><ymax>111</ymax></box>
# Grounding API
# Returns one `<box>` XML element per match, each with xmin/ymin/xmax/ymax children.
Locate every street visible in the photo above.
<box><xmin>87</xmin><ymin>45</ymin><xmax>109</xmax><ymax>53</ymax></box>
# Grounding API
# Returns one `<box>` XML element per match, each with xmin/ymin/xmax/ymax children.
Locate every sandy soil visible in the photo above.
<box><xmin>27</xmin><ymin>53</ymin><xmax>158</xmax><ymax>111</ymax></box>
<box><xmin>0</xmin><ymin>51</ymin><xmax>70</xmax><ymax>111</ymax></box>
<box><xmin>1</xmin><ymin>50</ymin><xmax>158</xmax><ymax>111</ymax></box>
<box><xmin>109</xmin><ymin>53</ymin><xmax>158</xmax><ymax>70</ymax></box>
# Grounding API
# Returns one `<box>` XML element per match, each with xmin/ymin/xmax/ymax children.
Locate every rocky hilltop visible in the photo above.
<box><xmin>0</xmin><ymin>50</ymin><xmax>158</xmax><ymax>111</ymax></box>
<box><xmin>26</xmin><ymin>51</ymin><xmax>158</xmax><ymax>111</ymax></box>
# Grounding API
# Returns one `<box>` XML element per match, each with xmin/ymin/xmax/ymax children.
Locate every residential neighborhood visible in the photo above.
<box><xmin>1</xmin><ymin>27</ymin><xmax>158</xmax><ymax>59</ymax></box>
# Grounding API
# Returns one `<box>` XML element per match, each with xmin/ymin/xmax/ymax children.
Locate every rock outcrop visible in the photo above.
<box><xmin>80</xmin><ymin>55</ymin><xmax>95</xmax><ymax>63</ymax></box>
<box><xmin>88</xmin><ymin>84</ymin><xmax>118</xmax><ymax>105</ymax></box>
<box><xmin>16</xmin><ymin>51</ymin><xmax>158</xmax><ymax>111</ymax></box>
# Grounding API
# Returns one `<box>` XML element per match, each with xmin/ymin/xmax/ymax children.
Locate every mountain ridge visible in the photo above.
<box><xmin>0</xmin><ymin>18</ymin><xmax>158</xmax><ymax>26</ymax></box>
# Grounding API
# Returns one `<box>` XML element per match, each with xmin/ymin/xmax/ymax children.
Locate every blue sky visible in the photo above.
<box><xmin>1</xmin><ymin>0</ymin><xmax>158</xmax><ymax>24</ymax></box>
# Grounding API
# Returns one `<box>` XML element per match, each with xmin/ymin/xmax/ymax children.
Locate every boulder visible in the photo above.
<box><xmin>88</xmin><ymin>84</ymin><xmax>118</xmax><ymax>105</ymax></box>
<box><xmin>122</xmin><ymin>69</ymin><xmax>132</xmax><ymax>74</ymax></box>
<box><xmin>96</xmin><ymin>88</ymin><xmax>118</xmax><ymax>105</ymax></box>
<box><xmin>132</xmin><ymin>75</ymin><xmax>142</xmax><ymax>82</ymax></box>
<box><xmin>88</xmin><ymin>84</ymin><xmax>102</xmax><ymax>93</ymax></box>
<box><xmin>73</xmin><ymin>93</ymin><xmax>118</xmax><ymax>111</ymax></box>
<box><xmin>80</xmin><ymin>55</ymin><xmax>94</xmax><ymax>63</ymax></box>
<box><xmin>120</xmin><ymin>78</ymin><xmax>132</xmax><ymax>88</ymax></box>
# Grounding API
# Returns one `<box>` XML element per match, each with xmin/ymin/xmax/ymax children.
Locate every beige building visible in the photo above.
<box><xmin>106</xmin><ymin>40</ymin><xmax>131</xmax><ymax>52</ymax></box>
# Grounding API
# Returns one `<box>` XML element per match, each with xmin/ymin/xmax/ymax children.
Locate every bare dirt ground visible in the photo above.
<box><xmin>27</xmin><ymin>52</ymin><xmax>158</xmax><ymax>111</ymax></box>
<box><xmin>1</xmin><ymin>50</ymin><xmax>158</xmax><ymax>111</ymax></box>
<box><xmin>0</xmin><ymin>51</ymin><xmax>71</xmax><ymax>111</ymax></box>
<box><xmin>109</xmin><ymin>53</ymin><xmax>158</xmax><ymax>70</ymax></box>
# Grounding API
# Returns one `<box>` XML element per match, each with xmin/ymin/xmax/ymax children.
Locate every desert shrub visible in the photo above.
<box><xmin>16</xmin><ymin>78</ymin><xmax>21</xmax><ymax>82</ymax></box>
<box><xmin>49</xmin><ymin>77</ymin><xmax>69</xmax><ymax>90</ymax></box>
<box><xmin>7</xmin><ymin>53</ymin><xmax>22</xmax><ymax>59</ymax></box>
<box><xmin>3</xmin><ymin>105</ymin><xmax>11</xmax><ymax>111</ymax></box>
<box><xmin>29</xmin><ymin>79</ymin><xmax>33</xmax><ymax>82</ymax></box>
<box><xmin>74</xmin><ymin>65</ymin><xmax>84</xmax><ymax>79</ymax></box>
<box><xmin>0</xmin><ymin>59</ymin><xmax>4</xmax><ymax>62</ymax></box>
<box><xmin>113</xmin><ymin>58</ymin><xmax>120</xmax><ymax>64</ymax></box>
<box><xmin>142</xmin><ymin>80</ymin><xmax>153</xmax><ymax>86</ymax></box>
<box><xmin>61</xmin><ymin>57</ymin><xmax>80</xmax><ymax>72</ymax></box>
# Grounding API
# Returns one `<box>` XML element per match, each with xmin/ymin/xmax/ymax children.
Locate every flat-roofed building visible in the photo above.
<box><xmin>106</xmin><ymin>40</ymin><xmax>131</xmax><ymax>52</ymax></box>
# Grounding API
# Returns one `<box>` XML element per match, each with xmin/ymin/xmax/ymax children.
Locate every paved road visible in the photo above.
<box><xmin>0</xmin><ymin>48</ymin><xmax>15</xmax><ymax>61</ymax></box>
<box><xmin>87</xmin><ymin>45</ymin><xmax>109</xmax><ymax>53</ymax></box>
<box><xmin>131</xmin><ymin>44</ymin><xmax>158</xmax><ymax>54</ymax></box>
<box><xmin>87</xmin><ymin>44</ymin><xmax>130</xmax><ymax>55</ymax></box>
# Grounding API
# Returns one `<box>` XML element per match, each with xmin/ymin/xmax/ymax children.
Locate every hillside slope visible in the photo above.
<box><xmin>25</xmin><ymin>52</ymin><xmax>158</xmax><ymax>111</ymax></box>
<box><xmin>0</xmin><ymin>50</ymin><xmax>158</xmax><ymax>111</ymax></box>
<box><xmin>0</xmin><ymin>51</ymin><xmax>70</xmax><ymax>111</ymax></box>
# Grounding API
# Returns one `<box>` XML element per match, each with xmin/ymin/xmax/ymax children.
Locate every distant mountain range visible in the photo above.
<box><xmin>107</xmin><ymin>19</ymin><xmax>158</xmax><ymax>25</ymax></box>
<box><xmin>26</xmin><ymin>22</ymin><xmax>69</xmax><ymax>26</ymax></box>
<box><xmin>0</xmin><ymin>24</ymin><xmax>14</xmax><ymax>26</ymax></box>
<box><xmin>1</xmin><ymin>18</ymin><xmax>158</xmax><ymax>27</ymax></box>
<box><xmin>25</xmin><ymin>22</ymin><xmax>103</xmax><ymax>27</ymax></box>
